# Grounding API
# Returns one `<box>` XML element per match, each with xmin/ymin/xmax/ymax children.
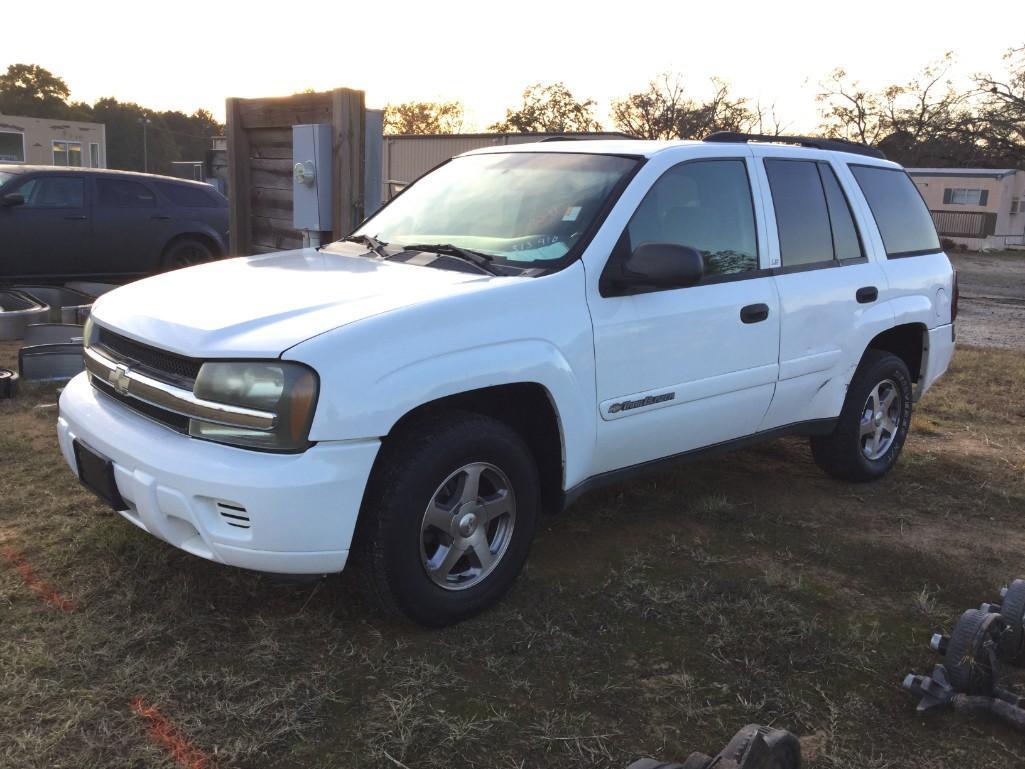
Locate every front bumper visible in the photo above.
<box><xmin>57</xmin><ymin>372</ymin><xmax>380</xmax><ymax>574</ymax></box>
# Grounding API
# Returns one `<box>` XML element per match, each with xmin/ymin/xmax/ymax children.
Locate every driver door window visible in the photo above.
<box><xmin>623</xmin><ymin>159</ymin><xmax>759</xmax><ymax>282</ymax></box>
<box><xmin>15</xmin><ymin>176</ymin><xmax>85</xmax><ymax>208</ymax></box>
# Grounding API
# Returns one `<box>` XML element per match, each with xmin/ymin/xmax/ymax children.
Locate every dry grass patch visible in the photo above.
<box><xmin>2</xmin><ymin>345</ymin><xmax>1025</xmax><ymax>767</ymax></box>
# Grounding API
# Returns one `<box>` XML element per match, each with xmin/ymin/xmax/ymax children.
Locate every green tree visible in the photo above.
<box><xmin>490</xmin><ymin>82</ymin><xmax>602</xmax><ymax>133</ymax></box>
<box><xmin>158</xmin><ymin>108</ymin><xmax>223</xmax><ymax>164</ymax></box>
<box><xmin>0</xmin><ymin>63</ymin><xmax>71</xmax><ymax>118</ymax></box>
<box><xmin>90</xmin><ymin>98</ymin><xmax>176</xmax><ymax>173</ymax></box>
<box><xmin>384</xmin><ymin>100</ymin><xmax>464</xmax><ymax>134</ymax></box>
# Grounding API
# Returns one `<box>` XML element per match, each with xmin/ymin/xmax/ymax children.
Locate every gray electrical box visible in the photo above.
<box><xmin>292</xmin><ymin>123</ymin><xmax>333</xmax><ymax>231</ymax></box>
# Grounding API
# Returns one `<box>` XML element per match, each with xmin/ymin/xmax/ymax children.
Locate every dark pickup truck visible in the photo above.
<box><xmin>0</xmin><ymin>165</ymin><xmax>229</xmax><ymax>281</ymax></box>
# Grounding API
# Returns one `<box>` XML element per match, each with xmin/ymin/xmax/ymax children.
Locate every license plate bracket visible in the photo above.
<box><xmin>73</xmin><ymin>440</ymin><xmax>126</xmax><ymax>510</ymax></box>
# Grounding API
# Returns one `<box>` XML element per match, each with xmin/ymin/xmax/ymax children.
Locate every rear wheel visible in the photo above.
<box><xmin>811</xmin><ymin>350</ymin><xmax>913</xmax><ymax>482</ymax></box>
<box><xmin>161</xmin><ymin>238</ymin><xmax>214</xmax><ymax>271</ymax></box>
<box><xmin>352</xmin><ymin>411</ymin><xmax>540</xmax><ymax>626</ymax></box>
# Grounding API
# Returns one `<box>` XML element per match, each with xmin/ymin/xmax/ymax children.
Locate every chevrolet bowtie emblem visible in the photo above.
<box><xmin>109</xmin><ymin>363</ymin><xmax>131</xmax><ymax>396</ymax></box>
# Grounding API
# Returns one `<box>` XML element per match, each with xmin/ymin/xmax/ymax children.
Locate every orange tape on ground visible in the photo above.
<box><xmin>130</xmin><ymin>698</ymin><xmax>210</xmax><ymax>769</ymax></box>
<box><xmin>0</xmin><ymin>546</ymin><xmax>74</xmax><ymax>612</ymax></box>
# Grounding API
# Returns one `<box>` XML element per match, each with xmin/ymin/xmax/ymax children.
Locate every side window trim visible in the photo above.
<box><xmin>600</xmin><ymin>155</ymin><xmax>765</xmax><ymax>296</ymax></box>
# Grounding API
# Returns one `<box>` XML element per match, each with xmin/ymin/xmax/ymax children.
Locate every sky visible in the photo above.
<box><xmin>6</xmin><ymin>0</ymin><xmax>1024</xmax><ymax>132</ymax></box>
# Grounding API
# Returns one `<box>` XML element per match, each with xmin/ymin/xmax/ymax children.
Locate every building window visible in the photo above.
<box><xmin>942</xmin><ymin>187</ymin><xmax>989</xmax><ymax>206</ymax></box>
<box><xmin>52</xmin><ymin>141</ymin><xmax>83</xmax><ymax>167</ymax></box>
<box><xmin>1012</xmin><ymin>198</ymin><xmax>1021</xmax><ymax>215</ymax></box>
<box><xmin>89</xmin><ymin>142</ymin><xmax>100</xmax><ymax>168</ymax></box>
<box><xmin>0</xmin><ymin>131</ymin><xmax>25</xmax><ymax>162</ymax></box>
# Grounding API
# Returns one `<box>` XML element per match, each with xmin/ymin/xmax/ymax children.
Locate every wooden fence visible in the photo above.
<box><xmin>225</xmin><ymin>88</ymin><xmax>365</xmax><ymax>255</ymax></box>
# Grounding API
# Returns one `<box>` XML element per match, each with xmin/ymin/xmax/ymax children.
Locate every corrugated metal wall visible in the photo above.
<box><xmin>381</xmin><ymin>132</ymin><xmax>630</xmax><ymax>200</ymax></box>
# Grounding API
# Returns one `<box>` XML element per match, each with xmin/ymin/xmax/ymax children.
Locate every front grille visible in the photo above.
<box><xmin>95</xmin><ymin>327</ymin><xmax>202</xmax><ymax>385</ymax></box>
<box><xmin>92</xmin><ymin>376</ymin><xmax>190</xmax><ymax>434</ymax></box>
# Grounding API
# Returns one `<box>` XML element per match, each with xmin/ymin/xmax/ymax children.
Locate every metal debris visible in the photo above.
<box><xmin>904</xmin><ymin>578</ymin><xmax>1025</xmax><ymax>731</ymax></box>
<box><xmin>0</xmin><ymin>289</ymin><xmax>49</xmax><ymax>341</ymax></box>
<box><xmin>0</xmin><ymin>368</ymin><xmax>18</xmax><ymax>399</ymax></box>
<box><xmin>627</xmin><ymin>724</ymin><xmax>801</xmax><ymax>769</ymax></box>
<box><xmin>10</xmin><ymin>286</ymin><xmax>94</xmax><ymax>323</ymax></box>
<box><xmin>18</xmin><ymin>343</ymin><xmax>85</xmax><ymax>383</ymax></box>
<box><xmin>23</xmin><ymin>323</ymin><xmax>85</xmax><ymax>346</ymax></box>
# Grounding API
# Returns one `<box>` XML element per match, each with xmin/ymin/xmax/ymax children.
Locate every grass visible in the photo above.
<box><xmin>2</xmin><ymin>343</ymin><xmax>1025</xmax><ymax>767</ymax></box>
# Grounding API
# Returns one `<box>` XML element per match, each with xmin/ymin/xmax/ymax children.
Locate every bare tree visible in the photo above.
<box><xmin>490</xmin><ymin>83</ymin><xmax>602</xmax><ymax>133</ymax></box>
<box><xmin>751</xmin><ymin>100</ymin><xmax>788</xmax><ymax>137</ymax></box>
<box><xmin>610</xmin><ymin>73</ymin><xmax>688</xmax><ymax>139</ymax></box>
<box><xmin>816</xmin><ymin>67</ymin><xmax>887</xmax><ymax>145</ymax></box>
<box><xmin>384</xmin><ymin>100</ymin><xmax>464</xmax><ymax>135</ymax></box>
<box><xmin>611</xmin><ymin>74</ymin><xmax>757</xmax><ymax>139</ymax></box>
<box><xmin>975</xmin><ymin>46</ymin><xmax>1025</xmax><ymax>165</ymax></box>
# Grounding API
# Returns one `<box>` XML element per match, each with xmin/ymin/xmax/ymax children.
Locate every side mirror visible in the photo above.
<box><xmin>2</xmin><ymin>193</ymin><xmax>25</xmax><ymax>208</ymax></box>
<box><xmin>620</xmin><ymin>242</ymin><xmax>704</xmax><ymax>290</ymax></box>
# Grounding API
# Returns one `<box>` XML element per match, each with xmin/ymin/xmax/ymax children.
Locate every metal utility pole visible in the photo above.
<box><xmin>139</xmin><ymin>118</ymin><xmax>152</xmax><ymax>172</ymax></box>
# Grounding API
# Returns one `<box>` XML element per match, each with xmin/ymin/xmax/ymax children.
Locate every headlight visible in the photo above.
<box><xmin>189</xmin><ymin>361</ymin><xmax>318</xmax><ymax>452</ymax></box>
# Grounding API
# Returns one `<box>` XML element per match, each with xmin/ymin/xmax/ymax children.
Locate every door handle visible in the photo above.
<box><xmin>740</xmin><ymin>303</ymin><xmax>770</xmax><ymax>324</ymax></box>
<box><xmin>64</xmin><ymin>215</ymin><xmax>87</xmax><ymax>220</ymax></box>
<box><xmin>856</xmin><ymin>286</ymin><xmax>878</xmax><ymax>304</ymax></box>
<box><xmin>151</xmin><ymin>214</ymin><xmax>172</xmax><ymax>220</ymax></box>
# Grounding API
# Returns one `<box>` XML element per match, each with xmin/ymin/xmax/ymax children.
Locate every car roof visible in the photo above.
<box><xmin>456</xmin><ymin>138</ymin><xmax>902</xmax><ymax>169</ymax></box>
<box><xmin>0</xmin><ymin>165</ymin><xmax>214</xmax><ymax>186</ymax></box>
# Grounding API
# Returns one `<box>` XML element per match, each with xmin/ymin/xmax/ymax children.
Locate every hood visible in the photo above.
<box><xmin>91</xmin><ymin>246</ymin><xmax>504</xmax><ymax>357</ymax></box>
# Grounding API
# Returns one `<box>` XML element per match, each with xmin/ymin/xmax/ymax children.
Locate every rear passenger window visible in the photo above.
<box><xmin>764</xmin><ymin>159</ymin><xmax>833</xmax><ymax>267</ymax></box>
<box><xmin>818</xmin><ymin>163</ymin><xmax>864</xmax><ymax>261</ymax></box>
<box><xmin>625</xmin><ymin>159</ymin><xmax>759</xmax><ymax>280</ymax></box>
<box><xmin>97</xmin><ymin>179</ymin><xmax>156</xmax><ymax>208</ymax></box>
<box><xmin>849</xmin><ymin>165</ymin><xmax>941</xmax><ymax>257</ymax></box>
<box><xmin>157</xmin><ymin>182</ymin><xmax>219</xmax><ymax>208</ymax></box>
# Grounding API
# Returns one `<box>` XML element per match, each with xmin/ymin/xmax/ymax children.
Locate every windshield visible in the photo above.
<box><xmin>0</xmin><ymin>171</ymin><xmax>16</xmax><ymax>188</ymax></box>
<box><xmin>347</xmin><ymin>152</ymin><xmax>639</xmax><ymax>266</ymax></box>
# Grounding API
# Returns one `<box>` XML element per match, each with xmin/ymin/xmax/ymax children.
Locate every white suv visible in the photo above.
<box><xmin>57</xmin><ymin>133</ymin><xmax>956</xmax><ymax>625</ymax></box>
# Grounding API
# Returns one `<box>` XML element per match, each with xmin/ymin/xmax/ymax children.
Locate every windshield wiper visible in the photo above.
<box><xmin>402</xmin><ymin>243</ymin><xmax>501</xmax><ymax>275</ymax></box>
<box><xmin>342</xmin><ymin>233</ymin><xmax>390</xmax><ymax>259</ymax></box>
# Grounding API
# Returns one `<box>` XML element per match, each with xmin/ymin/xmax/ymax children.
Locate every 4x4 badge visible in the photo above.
<box><xmin>109</xmin><ymin>364</ymin><xmax>131</xmax><ymax>396</ymax></box>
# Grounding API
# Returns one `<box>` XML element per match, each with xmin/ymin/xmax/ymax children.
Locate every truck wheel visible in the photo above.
<box><xmin>353</xmin><ymin>411</ymin><xmax>540</xmax><ymax>626</ymax></box>
<box><xmin>162</xmin><ymin>238</ymin><xmax>214</xmax><ymax>270</ymax></box>
<box><xmin>810</xmin><ymin>350</ymin><xmax>913</xmax><ymax>482</ymax></box>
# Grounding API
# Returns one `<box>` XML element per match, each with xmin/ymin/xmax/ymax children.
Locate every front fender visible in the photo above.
<box><xmin>286</xmin><ymin>264</ymin><xmax>598</xmax><ymax>489</ymax></box>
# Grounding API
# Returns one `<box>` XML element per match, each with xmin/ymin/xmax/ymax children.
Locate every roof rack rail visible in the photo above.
<box><xmin>539</xmin><ymin>136</ymin><xmax>579</xmax><ymax>142</ymax></box>
<box><xmin>703</xmin><ymin>131</ymin><xmax>886</xmax><ymax>160</ymax></box>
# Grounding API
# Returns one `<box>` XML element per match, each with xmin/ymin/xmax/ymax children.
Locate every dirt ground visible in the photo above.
<box><xmin>950</xmin><ymin>250</ymin><xmax>1025</xmax><ymax>352</ymax></box>
<box><xmin>2</xmin><ymin>266</ymin><xmax>1025</xmax><ymax>768</ymax></box>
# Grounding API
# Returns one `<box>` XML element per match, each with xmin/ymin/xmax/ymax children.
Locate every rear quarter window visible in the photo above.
<box><xmin>849</xmin><ymin>165</ymin><xmax>940</xmax><ymax>258</ymax></box>
<box><xmin>156</xmin><ymin>182</ymin><xmax>221</xmax><ymax>208</ymax></box>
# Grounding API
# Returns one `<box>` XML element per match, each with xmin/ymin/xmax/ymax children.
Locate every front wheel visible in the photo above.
<box><xmin>810</xmin><ymin>350</ymin><xmax>913</xmax><ymax>482</ymax></box>
<box><xmin>352</xmin><ymin>411</ymin><xmax>540</xmax><ymax>626</ymax></box>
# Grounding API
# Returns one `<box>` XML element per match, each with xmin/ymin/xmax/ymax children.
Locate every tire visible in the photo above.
<box><xmin>0</xmin><ymin>369</ymin><xmax>18</xmax><ymax>399</ymax></box>
<box><xmin>999</xmin><ymin>579</ymin><xmax>1025</xmax><ymax>663</ymax></box>
<box><xmin>810</xmin><ymin>350</ymin><xmax>913</xmax><ymax>482</ymax></box>
<box><xmin>945</xmin><ymin>608</ymin><xmax>996</xmax><ymax>694</ymax></box>
<box><xmin>161</xmin><ymin>238</ymin><xmax>215</xmax><ymax>271</ymax></box>
<box><xmin>352</xmin><ymin>410</ymin><xmax>541</xmax><ymax>626</ymax></box>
